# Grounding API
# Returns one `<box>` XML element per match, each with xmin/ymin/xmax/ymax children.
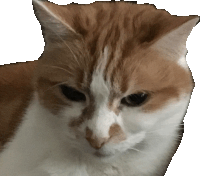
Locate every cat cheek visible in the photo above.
<box><xmin>61</xmin><ymin>104</ymin><xmax>84</xmax><ymax>119</ymax></box>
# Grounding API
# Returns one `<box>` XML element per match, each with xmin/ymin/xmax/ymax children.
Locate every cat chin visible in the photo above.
<box><xmin>72</xmin><ymin>142</ymin><xmax>120</xmax><ymax>162</ymax></box>
<box><xmin>92</xmin><ymin>152</ymin><xmax>118</xmax><ymax>162</ymax></box>
<box><xmin>83</xmin><ymin>151</ymin><xmax>120</xmax><ymax>162</ymax></box>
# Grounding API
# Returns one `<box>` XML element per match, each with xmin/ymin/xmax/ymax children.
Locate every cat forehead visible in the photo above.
<box><xmin>88</xmin><ymin>45</ymin><xmax>192</xmax><ymax>98</ymax></box>
<box><xmin>62</xmin><ymin>2</ymin><xmax>190</xmax><ymax>57</ymax></box>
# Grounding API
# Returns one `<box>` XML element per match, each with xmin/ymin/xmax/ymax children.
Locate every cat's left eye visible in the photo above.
<box><xmin>121</xmin><ymin>93</ymin><xmax>148</xmax><ymax>107</ymax></box>
<box><xmin>60</xmin><ymin>85</ymin><xmax>86</xmax><ymax>102</ymax></box>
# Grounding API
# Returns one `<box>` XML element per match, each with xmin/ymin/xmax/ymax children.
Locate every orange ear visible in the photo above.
<box><xmin>151</xmin><ymin>16</ymin><xmax>199</xmax><ymax>60</ymax></box>
<box><xmin>33</xmin><ymin>0</ymin><xmax>77</xmax><ymax>43</ymax></box>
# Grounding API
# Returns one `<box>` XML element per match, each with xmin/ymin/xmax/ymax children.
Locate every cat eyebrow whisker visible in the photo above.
<box><xmin>41</xmin><ymin>65</ymin><xmax>91</xmax><ymax>90</ymax></box>
<box><xmin>42</xmin><ymin>65</ymin><xmax>74</xmax><ymax>76</ymax></box>
<box><xmin>43</xmin><ymin>81</ymin><xmax>69</xmax><ymax>93</ymax></box>
<box><xmin>50</xmin><ymin>30</ymin><xmax>81</xmax><ymax>67</ymax></box>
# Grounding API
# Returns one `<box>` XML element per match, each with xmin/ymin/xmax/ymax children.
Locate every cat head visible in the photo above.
<box><xmin>33</xmin><ymin>0</ymin><xmax>199</xmax><ymax>159</ymax></box>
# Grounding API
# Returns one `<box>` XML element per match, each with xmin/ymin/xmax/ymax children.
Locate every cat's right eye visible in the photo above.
<box><xmin>60</xmin><ymin>85</ymin><xmax>86</xmax><ymax>102</ymax></box>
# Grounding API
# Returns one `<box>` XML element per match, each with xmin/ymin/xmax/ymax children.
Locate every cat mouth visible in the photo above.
<box><xmin>93</xmin><ymin>151</ymin><xmax>113</xmax><ymax>158</ymax></box>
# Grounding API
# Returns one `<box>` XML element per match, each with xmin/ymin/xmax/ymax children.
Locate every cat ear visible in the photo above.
<box><xmin>33</xmin><ymin>0</ymin><xmax>77</xmax><ymax>43</ymax></box>
<box><xmin>151</xmin><ymin>16</ymin><xmax>199</xmax><ymax>60</ymax></box>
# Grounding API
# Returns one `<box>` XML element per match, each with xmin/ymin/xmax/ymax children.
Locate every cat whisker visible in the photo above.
<box><xmin>172</xmin><ymin>136</ymin><xmax>184</xmax><ymax>141</ymax></box>
<box><xmin>147</xmin><ymin>133</ymin><xmax>184</xmax><ymax>143</ymax></box>
<box><xmin>171</xmin><ymin>134</ymin><xmax>183</xmax><ymax>137</ymax></box>
<box><xmin>129</xmin><ymin>147</ymin><xmax>147</xmax><ymax>154</ymax></box>
<box><xmin>51</xmin><ymin>30</ymin><xmax>81</xmax><ymax>67</ymax></box>
<box><xmin>41</xmin><ymin>65</ymin><xmax>91</xmax><ymax>91</ymax></box>
<box><xmin>43</xmin><ymin>81</ymin><xmax>69</xmax><ymax>93</ymax></box>
<box><xmin>147</xmin><ymin>127</ymin><xmax>184</xmax><ymax>134</ymax></box>
<box><xmin>42</xmin><ymin>65</ymin><xmax>74</xmax><ymax>76</ymax></box>
<box><xmin>147</xmin><ymin>124</ymin><xmax>184</xmax><ymax>134</ymax></box>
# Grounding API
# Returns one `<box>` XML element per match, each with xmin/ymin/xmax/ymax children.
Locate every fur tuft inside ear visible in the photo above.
<box><xmin>33</xmin><ymin>0</ymin><xmax>77</xmax><ymax>43</ymax></box>
<box><xmin>151</xmin><ymin>16</ymin><xmax>199</xmax><ymax>60</ymax></box>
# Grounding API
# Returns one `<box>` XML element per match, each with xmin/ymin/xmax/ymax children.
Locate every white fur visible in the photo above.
<box><xmin>177</xmin><ymin>55</ymin><xmax>189</xmax><ymax>69</ymax></box>
<box><xmin>0</xmin><ymin>93</ymin><xmax>190</xmax><ymax>176</ymax></box>
<box><xmin>88</xmin><ymin>47</ymin><xmax>118</xmax><ymax>138</ymax></box>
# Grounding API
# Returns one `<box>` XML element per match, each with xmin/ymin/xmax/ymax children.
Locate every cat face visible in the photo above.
<box><xmin>33</xmin><ymin>0</ymin><xmax>198</xmax><ymax>159</ymax></box>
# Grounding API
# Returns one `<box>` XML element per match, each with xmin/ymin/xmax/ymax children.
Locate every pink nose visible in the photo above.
<box><xmin>86</xmin><ymin>137</ymin><xmax>107</xmax><ymax>150</ymax></box>
<box><xmin>85</xmin><ymin>127</ymin><xmax>108</xmax><ymax>150</ymax></box>
<box><xmin>85</xmin><ymin>124</ymin><xmax>126</xmax><ymax>150</ymax></box>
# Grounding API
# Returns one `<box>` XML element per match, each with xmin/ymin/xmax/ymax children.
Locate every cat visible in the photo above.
<box><xmin>0</xmin><ymin>0</ymin><xmax>199</xmax><ymax>175</ymax></box>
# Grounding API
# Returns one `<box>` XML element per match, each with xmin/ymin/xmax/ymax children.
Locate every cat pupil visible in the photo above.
<box><xmin>60</xmin><ymin>85</ymin><xmax>86</xmax><ymax>102</ymax></box>
<box><xmin>121</xmin><ymin>93</ymin><xmax>148</xmax><ymax>107</ymax></box>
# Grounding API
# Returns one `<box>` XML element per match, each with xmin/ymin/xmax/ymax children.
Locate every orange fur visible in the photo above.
<box><xmin>0</xmin><ymin>61</ymin><xmax>37</xmax><ymax>150</ymax></box>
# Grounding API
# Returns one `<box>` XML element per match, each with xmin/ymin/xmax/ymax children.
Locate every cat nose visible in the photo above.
<box><xmin>85</xmin><ymin>127</ymin><xmax>108</xmax><ymax>150</ymax></box>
